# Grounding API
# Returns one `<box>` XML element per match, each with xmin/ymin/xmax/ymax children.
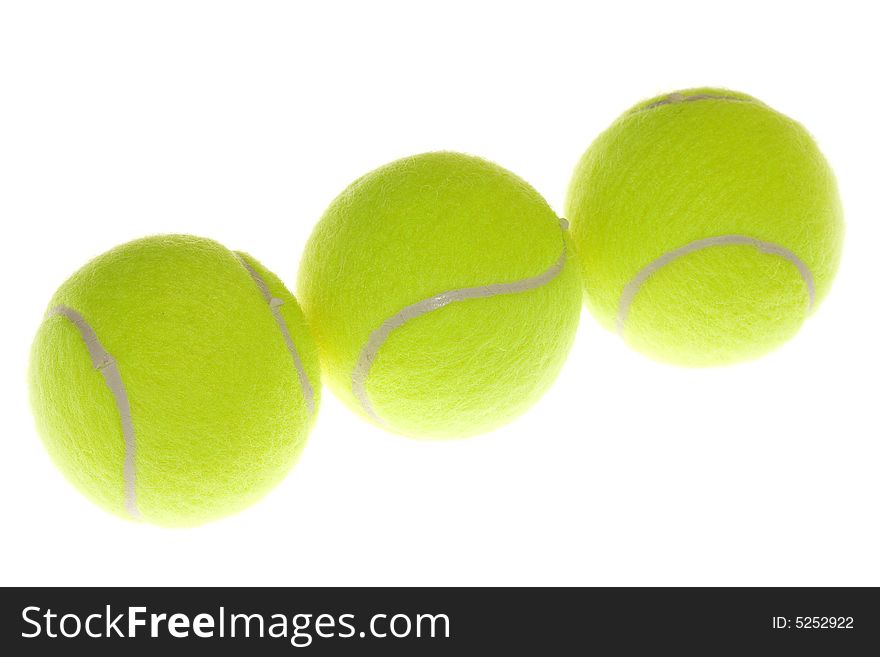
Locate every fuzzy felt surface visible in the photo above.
<box><xmin>565</xmin><ymin>87</ymin><xmax>844</xmax><ymax>366</ymax></box>
<box><xmin>298</xmin><ymin>152</ymin><xmax>581</xmax><ymax>438</ymax></box>
<box><xmin>29</xmin><ymin>235</ymin><xmax>321</xmax><ymax>526</ymax></box>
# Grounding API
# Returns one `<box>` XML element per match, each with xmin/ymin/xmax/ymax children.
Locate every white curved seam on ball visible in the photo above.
<box><xmin>352</xmin><ymin>244</ymin><xmax>569</xmax><ymax>426</ymax></box>
<box><xmin>615</xmin><ymin>235</ymin><xmax>816</xmax><ymax>336</ymax></box>
<box><xmin>638</xmin><ymin>93</ymin><xmax>753</xmax><ymax>112</ymax></box>
<box><xmin>240</xmin><ymin>259</ymin><xmax>315</xmax><ymax>420</ymax></box>
<box><xmin>49</xmin><ymin>306</ymin><xmax>140</xmax><ymax>519</ymax></box>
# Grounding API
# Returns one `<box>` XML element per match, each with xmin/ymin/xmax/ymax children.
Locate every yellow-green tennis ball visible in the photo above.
<box><xmin>29</xmin><ymin>235</ymin><xmax>320</xmax><ymax>526</ymax></box>
<box><xmin>298</xmin><ymin>151</ymin><xmax>581</xmax><ymax>438</ymax></box>
<box><xmin>566</xmin><ymin>88</ymin><xmax>844</xmax><ymax>366</ymax></box>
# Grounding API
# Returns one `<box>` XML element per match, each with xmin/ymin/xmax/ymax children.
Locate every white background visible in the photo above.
<box><xmin>1</xmin><ymin>1</ymin><xmax>877</xmax><ymax>587</ymax></box>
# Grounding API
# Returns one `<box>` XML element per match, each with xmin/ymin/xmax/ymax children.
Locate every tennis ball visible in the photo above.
<box><xmin>29</xmin><ymin>235</ymin><xmax>320</xmax><ymax>526</ymax></box>
<box><xmin>566</xmin><ymin>88</ymin><xmax>844</xmax><ymax>366</ymax></box>
<box><xmin>298</xmin><ymin>151</ymin><xmax>581</xmax><ymax>438</ymax></box>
